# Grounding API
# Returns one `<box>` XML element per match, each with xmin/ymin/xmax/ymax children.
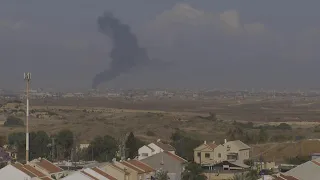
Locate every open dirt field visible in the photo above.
<box><xmin>1</xmin><ymin>97</ymin><xmax>320</xmax><ymax>161</ymax></box>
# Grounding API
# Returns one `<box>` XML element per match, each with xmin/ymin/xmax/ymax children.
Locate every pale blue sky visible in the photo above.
<box><xmin>1</xmin><ymin>0</ymin><xmax>320</xmax><ymax>90</ymax></box>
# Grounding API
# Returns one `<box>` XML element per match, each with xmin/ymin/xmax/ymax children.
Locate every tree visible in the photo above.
<box><xmin>55</xmin><ymin>129</ymin><xmax>74</xmax><ymax>159</ymax></box>
<box><xmin>226</xmin><ymin>127</ymin><xmax>244</xmax><ymax>141</ymax></box>
<box><xmin>87</xmin><ymin>135</ymin><xmax>118</xmax><ymax>162</ymax></box>
<box><xmin>170</xmin><ymin>130</ymin><xmax>202</xmax><ymax>161</ymax></box>
<box><xmin>29</xmin><ymin>131</ymin><xmax>50</xmax><ymax>159</ymax></box>
<box><xmin>258</xmin><ymin>129</ymin><xmax>269</xmax><ymax>143</ymax></box>
<box><xmin>8</xmin><ymin>132</ymin><xmax>26</xmax><ymax>160</ymax></box>
<box><xmin>0</xmin><ymin>136</ymin><xmax>7</xmax><ymax>147</ymax></box>
<box><xmin>181</xmin><ymin>162</ymin><xmax>207</xmax><ymax>180</ymax></box>
<box><xmin>4</xmin><ymin>116</ymin><xmax>24</xmax><ymax>127</ymax></box>
<box><xmin>155</xmin><ymin>170</ymin><xmax>170</xmax><ymax>180</ymax></box>
<box><xmin>125</xmin><ymin>132</ymin><xmax>144</xmax><ymax>159</ymax></box>
<box><xmin>277</xmin><ymin>123</ymin><xmax>292</xmax><ymax>130</ymax></box>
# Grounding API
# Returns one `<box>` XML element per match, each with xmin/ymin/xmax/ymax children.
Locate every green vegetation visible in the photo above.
<box><xmin>146</xmin><ymin>130</ymin><xmax>156</xmax><ymax>136</ymax></box>
<box><xmin>182</xmin><ymin>162</ymin><xmax>207</xmax><ymax>180</ymax></box>
<box><xmin>171</xmin><ymin>130</ymin><xmax>202</xmax><ymax>161</ymax></box>
<box><xmin>84</xmin><ymin>135</ymin><xmax>118</xmax><ymax>162</ymax></box>
<box><xmin>314</xmin><ymin>125</ymin><xmax>320</xmax><ymax>133</ymax></box>
<box><xmin>4</xmin><ymin>116</ymin><xmax>24</xmax><ymax>127</ymax></box>
<box><xmin>154</xmin><ymin>170</ymin><xmax>170</xmax><ymax>180</ymax></box>
<box><xmin>125</xmin><ymin>132</ymin><xmax>145</xmax><ymax>159</ymax></box>
<box><xmin>54</xmin><ymin>129</ymin><xmax>74</xmax><ymax>159</ymax></box>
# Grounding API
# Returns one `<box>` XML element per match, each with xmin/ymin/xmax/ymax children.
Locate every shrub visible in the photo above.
<box><xmin>4</xmin><ymin>116</ymin><xmax>24</xmax><ymax>127</ymax></box>
<box><xmin>146</xmin><ymin>131</ymin><xmax>156</xmax><ymax>136</ymax></box>
<box><xmin>277</xmin><ymin>123</ymin><xmax>292</xmax><ymax>130</ymax></box>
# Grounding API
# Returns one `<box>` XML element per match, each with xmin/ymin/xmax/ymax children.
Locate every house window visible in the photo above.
<box><xmin>197</xmin><ymin>152</ymin><xmax>201</xmax><ymax>157</ymax></box>
<box><xmin>142</xmin><ymin>153</ymin><xmax>148</xmax><ymax>157</ymax></box>
<box><xmin>218</xmin><ymin>153</ymin><xmax>221</xmax><ymax>158</ymax></box>
<box><xmin>205</xmin><ymin>153</ymin><xmax>210</xmax><ymax>158</ymax></box>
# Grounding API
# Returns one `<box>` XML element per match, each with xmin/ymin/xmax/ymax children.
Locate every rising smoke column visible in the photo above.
<box><xmin>92</xmin><ymin>12</ymin><xmax>149</xmax><ymax>88</ymax></box>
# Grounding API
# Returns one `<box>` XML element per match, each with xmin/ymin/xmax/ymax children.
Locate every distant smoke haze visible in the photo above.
<box><xmin>92</xmin><ymin>12</ymin><xmax>150</xmax><ymax>89</ymax></box>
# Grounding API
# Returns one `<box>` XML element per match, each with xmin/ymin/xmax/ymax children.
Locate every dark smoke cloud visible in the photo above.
<box><xmin>92</xmin><ymin>12</ymin><xmax>149</xmax><ymax>88</ymax></box>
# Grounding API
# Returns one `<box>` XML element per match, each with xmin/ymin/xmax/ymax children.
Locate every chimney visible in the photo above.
<box><xmin>224</xmin><ymin>139</ymin><xmax>227</xmax><ymax>144</ymax></box>
<box><xmin>204</xmin><ymin>141</ymin><xmax>206</xmax><ymax>144</ymax></box>
<box><xmin>157</xmin><ymin>139</ymin><xmax>161</xmax><ymax>142</ymax></box>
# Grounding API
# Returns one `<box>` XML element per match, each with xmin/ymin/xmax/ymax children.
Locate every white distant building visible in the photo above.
<box><xmin>138</xmin><ymin>139</ymin><xmax>175</xmax><ymax>160</ymax></box>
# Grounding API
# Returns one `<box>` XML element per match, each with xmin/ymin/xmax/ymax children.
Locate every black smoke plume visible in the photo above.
<box><xmin>92</xmin><ymin>12</ymin><xmax>149</xmax><ymax>88</ymax></box>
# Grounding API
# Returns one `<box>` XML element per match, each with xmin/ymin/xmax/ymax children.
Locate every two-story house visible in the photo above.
<box><xmin>194</xmin><ymin>140</ymin><xmax>250</xmax><ymax>166</ymax></box>
<box><xmin>138</xmin><ymin>139</ymin><xmax>175</xmax><ymax>160</ymax></box>
<box><xmin>222</xmin><ymin>140</ymin><xmax>250</xmax><ymax>163</ymax></box>
<box><xmin>194</xmin><ymin>141</ymin><xmax>218</xmax><ymax>165</ymax></box>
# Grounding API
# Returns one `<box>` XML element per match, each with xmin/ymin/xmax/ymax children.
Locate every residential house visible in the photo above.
<box><xmin>100</xmin><ymin>162</ymin><xmax>130</xmax><ymax>180</ymax></box>
<box><xmin>203</xmin><ymin>161</ymin><xmax>249</xmax><ymax>180</ymax></box>
<box><xmin>0</xmin><ymin>162</ymin><xmax>53</xmax><ymax>179</ymax></box>
<box><xmin>123</xmin><ymin>160</ymin><xmax>155</xmax><ymax>180</ymax></box>
<box><xmin>194</xmin><ymin>141</ymin><xmax>218</xmax><ymax>165</ymax></box>
<box><xmin>141</xmin><ymin>151</ymin><xmax>187</xmax><ymax>180</ymax></box>
<box><xmin>276</xmin><ymin>157</ymin><xmax>320</xmax><ymax>180</ymax></box>
<box><xmin>222</xmin><ymin>140</ymin><xmax>250</xmax><ymax>163</ymax></box>
<box><xmin>113</xmin><ymin>161</ymin><xmax>144</xmax><ymax>180</ymax></box>
<box><xmin>138</xmin><ymin>139</ymin><xmax>175</xmax><ymax>160</ymax></box>
<box><xmin>62</xmin><ymin>167</ymin><xmax>117</xmax><ymax>180</ymax></box>
<box><xmin>29</xmin><ymin>158</ymin><xmax>65</xmax><ymax>179</ymax></box>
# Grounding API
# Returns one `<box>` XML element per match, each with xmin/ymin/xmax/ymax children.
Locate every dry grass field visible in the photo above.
<box><xmin>1</xmin><ymin>97</ymin><xmax>320</xmax><ymax>162</ymax></box>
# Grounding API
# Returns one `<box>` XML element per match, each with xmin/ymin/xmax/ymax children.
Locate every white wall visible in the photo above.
<box><xmin>0</xmin><ymin>165</ymin><xmax>32</xmax><ymax>180</ymax></box>
<box><xmin>138</xmin><ymin>145</ymin><xmax>154</xmax><ymax>160</ymax></box>
<box><xmin>148</xmin><ymin>143</ymin><xmax>163</xmax><ymax>154</ymax></box>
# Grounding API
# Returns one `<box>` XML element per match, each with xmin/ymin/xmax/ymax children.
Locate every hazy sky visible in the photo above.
<box><xmin>1</xmin><ymin>0</ymin><xmax>320</xmax><ymax>90</ymax></box>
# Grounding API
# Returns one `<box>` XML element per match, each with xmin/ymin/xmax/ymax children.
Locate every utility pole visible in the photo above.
<box><xmin>24</xmin><ymin>72</ymin><xmax>31</xmax><ymax>164</ymax></box>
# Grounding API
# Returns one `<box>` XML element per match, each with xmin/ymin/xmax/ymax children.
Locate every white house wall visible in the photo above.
<box><xmin>0</xmin><ymin>165</ymin><xmax>32</xmax><ymax>180</ymax></box>
<box><xmin>138</xmin><ymin>145</ymin><xmax>155</xmax><ymax>160</ymax></box>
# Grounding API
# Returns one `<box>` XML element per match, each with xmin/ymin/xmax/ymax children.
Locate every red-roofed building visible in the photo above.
<box><xmin>29</xmin><ymin>158</ymin><xmax>65</xmax><ymax>179</ymax></box>
<box><xmin>0</xmin><ymin>163</ymin><xmax>53</xmax><ymax>180</ymax></box>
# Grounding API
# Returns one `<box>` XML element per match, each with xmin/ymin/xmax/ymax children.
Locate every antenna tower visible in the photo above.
<box><xmin>24</xmin><ymin>72</ymin><xmax>31</xmax><ymax>163</ymax></box>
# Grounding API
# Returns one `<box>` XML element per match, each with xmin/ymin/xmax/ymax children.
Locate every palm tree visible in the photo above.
<box><xmin>181</xmin><ymin>162</ymin><xmax>207</xmax><ymax>180</ymax></box>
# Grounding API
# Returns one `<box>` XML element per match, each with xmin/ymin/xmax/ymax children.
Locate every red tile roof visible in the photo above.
<box><xmin>81</xmin><ymin>170</ymin><xmax>99</xmax><ymax>180</ymax></box>
<box><xmin>206</xmin><ymin>143</ymin><xmax>218</xmax><ymax>150</ymax></box>
<box><xmin>91</xmin><ymin>167</ymin><xmax>117</xmax><ymax>180</ymax></box>
<box><xmin>127</xmin><ymin>160</ymin><xmax>155</xmax><ymax>173</ymax></box>
<box><xmin>127</xmin><ymin>159</ymin><xmax>155</xmax><ymax>173</ymax></box>
<box><xmin>312</xmin><ymin>160</ymin><xmax>320</xmax><ymax>166</ymax></box>
<box><xmin>164</xmin><ymin>151</ymin><xmax>187</xmax><ymax>163</ymax></box>
<box><xmin>121</xmin><ymin>161</ymin><xmax>144</xmax><ymax>173</ymax></box>
<box><xmin>24</xmin><ymin>165</ymin><xmax>46</xmax><ymax>177</ymax></box>
<box><xmin>35</xmin><ymin>158</ymin><xmax>63</xmax><ymax>174</ymax></box>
